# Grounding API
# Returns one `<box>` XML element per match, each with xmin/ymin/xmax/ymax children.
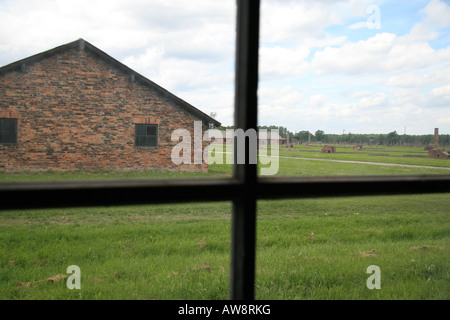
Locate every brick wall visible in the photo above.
<box><xmin>0</xmin><ymin>47</ymin><xmax>209</xmax><ymax>172</ymax></box>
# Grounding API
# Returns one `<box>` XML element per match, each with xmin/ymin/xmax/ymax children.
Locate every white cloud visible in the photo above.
<box><xmin>432</xmin><ymin>84</ymin><xmax>450</xmax><ymax>97</ymax></box>
<box><xmin>0</xmin><ymin>0</ymin><xmax>236</xmax><ymax>63</ymax></box>
<box><xmin>437</xmin><ymin>117</ymin><xmax>450</xmax><ymax>125</ymax></box>
<box><xmin>431</xmin><ymin>66</ymin><xmax>450</xmax><ymax>85</ymax></box>
<box><xmin>123</xmin><ymin>47</ymin><xmax>165</xmax><ymax>77</ymax></box>
<box><xmin>311</xmin><ymin>31</ymin><xmax>450</xmax><ymax>75</ymax></box>
<box><xmin>311</xmin><ymin>33</ymin><xmax>396</xmax><ymax>74</ymax></box>
<box><xmin>385</xmin><ymin>73</ymin><xmax>431</xmax><ymax>88</ymax></box>
<box><xmin>259</xmin><ymin>46</ymin><xmax>310</xmax><ymax>80</ymax></box>
<box><xmin>308</xmin><ymin>94</ymin><xmax>330</xmax><ymax>108</ymax></box>
<box><xmin>259</xmin><ymin>86</ymin><xmax>305</xmax><ymax>108</ymax></box>
<box><xmin>348</xmin><ymin>21</ymin><xmax>369</xmax><ymax>30</ymax></box>
<box><xmin>349</xmin><ymin>91</ymin><xmax>388</xmax><ymax>108</ymax></box>
<box><xmin>180</xmin><ymin>87</ymin><xmax>234</xmax><ymax>123</ymax></box>
<box><xmin>260</xmin><ymin>0</ymin><xmax>342</xmax><ymax>43</ymax></box>
<box><xmin>422</xmin><ymin>0</ymin><xmax>450</xmax><ymax>28</ymax></box>
<box><xmin>310</xmin><ymin>0</ymin><xmax>450</xmax><ymax>77</ymax></box>
<box><xmin>124</xmin><ymin>48</ymin><xmax>233</xmax><ymax>92</ymax></box>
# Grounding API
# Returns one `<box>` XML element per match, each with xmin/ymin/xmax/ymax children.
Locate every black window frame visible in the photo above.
<box><xmin>0</xmin><ymin>1</ymin><xmax>449</xmax><ymax>300</ymax></box>
<box><xmin>135</xmin><ymin>123</ymin><xmax>158</xmax><ymax>148</ymax></box>
<box><xmin>0</xmin><ymin>118</ymin><xmax>18</xmax><ymax>145</ymax></box>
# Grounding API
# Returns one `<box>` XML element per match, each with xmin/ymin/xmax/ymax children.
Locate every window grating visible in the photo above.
<box><xmin>135</xmin><ymin>124</ymin><xmax>158</xmax><ymax>147</ymax></box>
<box><xmin>0</xmin><ymin>0</ymin><xmax>449</xmax><ymax>300</ymax></box>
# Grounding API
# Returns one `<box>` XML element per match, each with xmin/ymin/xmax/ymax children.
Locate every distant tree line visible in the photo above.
<box><xmin>295</xmin><ymin>130</ymin><xmax>450</xmax><ymax>147</ymax></box>
<box><xmin>216</xmin><ymin>126</ymin><xmax>450</xmax><ymax>147</ymax></box>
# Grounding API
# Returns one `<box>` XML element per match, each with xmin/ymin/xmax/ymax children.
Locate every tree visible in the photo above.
<box><xmin>278</xmin><ymin>126</ymin><xmax>287</xmax><ymax>138</ymax></box>
<box><xmin>315</xmin><ymin>130</ymin><xmax>325</xmax><ymax>142</ymax></box>
<box><xmin>295</xmin><ymin>131</ymin><xmax>310</xmax><ymax>143</ymax></box>
<box><xmin>387</xmin><ymin>131</ymin><xmax>400</xmax><ymax>145</ymax></box>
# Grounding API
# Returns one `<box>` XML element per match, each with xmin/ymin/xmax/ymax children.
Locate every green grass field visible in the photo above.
<box><xmin>0</xmin><ymin>144</ymin><xmax>449</xmax><ymax>300</ymax></box>
<box><xmin>206</xmin><ymin>143</ymin><xmax>450</xmax><ymax>176</ymax></box>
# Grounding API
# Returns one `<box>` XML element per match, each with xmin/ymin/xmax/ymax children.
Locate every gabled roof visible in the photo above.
<box><xmin>0</xmin><ymin>38</ymin><xmax>221</xmax><ymax>127</ymax></box>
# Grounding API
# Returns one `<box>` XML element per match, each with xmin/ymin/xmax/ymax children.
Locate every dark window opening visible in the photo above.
<box><xmin>135</xmin><ymin>124</ymin><xmax>158</xmax><ymax>147</ymax></box>
<box><xmin>0</xmin><ymin>118</ymin><xmax>17</xmax><ymax>144</ymax></box>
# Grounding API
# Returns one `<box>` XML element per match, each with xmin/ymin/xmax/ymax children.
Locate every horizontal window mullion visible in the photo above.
<box><xmin>0</xmin><ymin>175</ymin><xmax>448</xmax><ymax>210</ymax></box>
<box><xmin>0</xmin><ymin>178</ymin><xmax>242</xmax><ymax>210</ymax></box>
<box><xmin>258</xmin><ymin>175</ymin><xmax>450</xmax><ymax>199</ymax></box>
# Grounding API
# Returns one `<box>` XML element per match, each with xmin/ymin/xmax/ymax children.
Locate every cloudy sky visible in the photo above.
<box><xmin>1</xmin><ymin>0</ymin><xmax>449</xmax><ymax>135</ymax></box>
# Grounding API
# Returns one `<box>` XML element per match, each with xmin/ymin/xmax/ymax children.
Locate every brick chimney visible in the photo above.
<box><xmin>434</xmin><ymin>128</ymin><xmax>439</xmax><ymax>149</ymax></box>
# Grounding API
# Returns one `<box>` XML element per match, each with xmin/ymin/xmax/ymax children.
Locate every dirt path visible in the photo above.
<box><xmin>214</xmin><ymin>151</ymin><xmax>450</xmax><ymax>170</ymax></box>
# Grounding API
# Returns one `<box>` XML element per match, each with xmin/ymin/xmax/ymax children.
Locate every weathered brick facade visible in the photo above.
<box><xmin>0</xmin><ymin>39</ymin><xmax>219</xmax><ymax>172</ymax></box>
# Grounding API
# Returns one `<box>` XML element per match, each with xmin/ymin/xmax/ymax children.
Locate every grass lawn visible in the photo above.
<box><xmin>277</xmin><ymin>144</ymin><xmax>450</xmax><ymax>168</ymax></box>
<box><xmin>256</xmin><ymin>195</ymin><xmax>449</xmax><ymax>299</ymax></box>
<box><xmin>0</xmin><ymin>145</ymin><xmax>449</xmax><ymax>300</ymax></box>
<box><xmin>0</xmin><ymin>194</ymin><xmax>448</xmax><ymax>300</ymax></box>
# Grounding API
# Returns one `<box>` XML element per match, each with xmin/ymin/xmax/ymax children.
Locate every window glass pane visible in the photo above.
<box><xmin>147</xmin><ymin>136</ymin><xmax>157</xmax><ymax>147</ymax></box>
<box><xmin>256</xmin><ymin>193</ymin><xmax>449</xmax><ymax>299</ymax></box>
<box><xmin>135</xmin><ymin>136</ymin><xmax>146</xmax><ymax>146</ymax></box>
<box><xmin>136</xmin><ymin>125</ymin><xmax>147</xmax><ymax>136</ymax></box>
<box><xmin>0</xmin><ymin>119</ymin><xmax>17</xmax><ymax>144</ymax></box>
<box><xmin>147</xmin><ymin>125</ymin><xmax>157</xmax><ymax>136</ymax></box>
<box><xmin>135</xmin><ymin>125</ymin><xmax>157</xmax><ymax>147</ymax></box>
<box><xmin>5</xmin><ymin>119</ymin><xmax>16</xmax><ymax>132</ymax></box>
<box><xmin>258</xmin><ymin>0</ymin><xmax>450</xmax><ymax>177</ymax></box>
<box><xmin>3</xmin><ymin>132</ymin><xmax>13</xmax><ymax>143</ymax></box>
<box><xmin>0</xmin><ymin>2</ymin><xmax>235</xmax><ymax>181</ymax></box>
<box><xmin>1</xmin><ymin>201</ymin><xmax>232</xmax><ymax>299</ymax></box>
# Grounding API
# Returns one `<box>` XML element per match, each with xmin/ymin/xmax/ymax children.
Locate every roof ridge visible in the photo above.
<box><xmin>0</xmin><ymin>39</ymin><xmax>82</xmax><ymax>72</ymax></box>
<box><xmin>0</xmin><ymin>39</ymin><xmax>220</xmax><ymax>126</ymax></box>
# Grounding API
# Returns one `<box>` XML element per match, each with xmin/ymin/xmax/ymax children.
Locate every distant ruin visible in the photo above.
<box><xmin>286</xmin><ymin>131</ymin><xmax>293</xmax><ymax>148</ymax></box>
<box><xmin>429</xmin><ymin>149</ymin><xmax>450</xmax><ymax>159</ymax></box>
<box><xmin>321</xmin><ymin>145</ymin><xmax>336</xmax><ymax>153</ymax></box>
<box><xmin>305</xmin><ymin>132</ymin><xmax>311</xmax><ymax>146</ymax></box>
<box><xmin>428</xmin><ymin>128</ymin><xmax>450</xmax><ymax>159</ymax></box>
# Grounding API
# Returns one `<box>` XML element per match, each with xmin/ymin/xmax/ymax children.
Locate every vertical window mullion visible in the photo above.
<box><xmin>230</xmin><ymin>0</ymin><xmax>260</xmax><ymax>300</ymax></box>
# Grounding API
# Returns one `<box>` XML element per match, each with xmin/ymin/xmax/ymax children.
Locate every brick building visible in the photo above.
<box><xmin>0</xmin><ymin>39</ymin><xmax>220</xmax><ymax>172</ymax></box>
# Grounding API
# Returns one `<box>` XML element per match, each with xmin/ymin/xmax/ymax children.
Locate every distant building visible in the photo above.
<box><xmin>0</xmin><ymin>39</ymin><xmax>220</xmax><ymax>172</ymax></box>
<box><xmin>321</xmin><ymin>145</ymin><xmax>336</xmax><ymax>153</ymax></box>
